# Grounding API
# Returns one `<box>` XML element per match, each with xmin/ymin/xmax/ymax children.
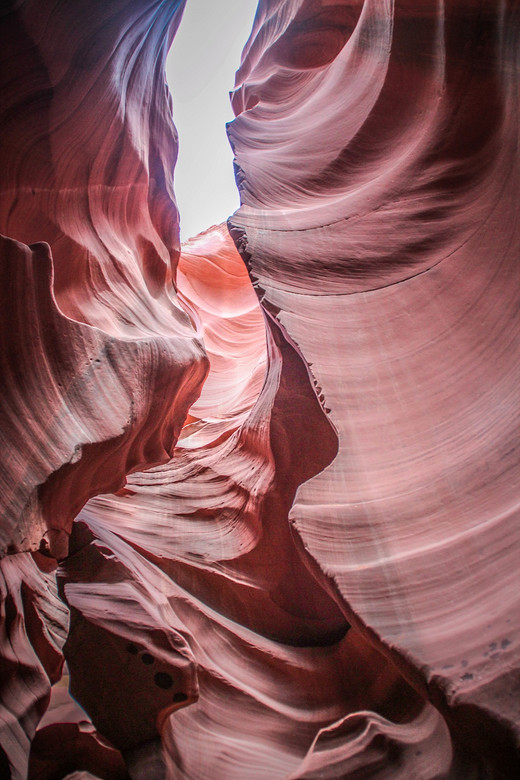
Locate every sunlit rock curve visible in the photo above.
<box><xmin>0</xmin><ymin>0</ymin><xmax>519</xmax><ymax>778</ymax></box>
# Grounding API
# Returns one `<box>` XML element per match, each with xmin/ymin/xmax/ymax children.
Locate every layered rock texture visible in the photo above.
<box><xmin>1</xmin><ymin>0</ymin><xmax>519</xmax><ymax>778</ymax></box>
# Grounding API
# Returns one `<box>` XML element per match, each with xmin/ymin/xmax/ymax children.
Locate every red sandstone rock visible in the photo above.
<box><xmin>0</xmin><ymin>235</ymin><xmax>205</xmax><ymax>561</ymax></box>
<box><xmin>229</xmin><ymin>0</ymin><xmax>520</xmax><ymax>774</ymax></box>
<box><xmin>28</xmin><ymin>675</ymin><xmax>129</xmax><ymax>780</ymax></box>
<box><xmin>1</xmin><ymin>0</ymin><xmax>520</xmax><ymax>778</ymax></box>
<box><xmin>0</xmin><ymin>0</ymin><xmax>209</xmax><ymax>556</ymax></box>
<box><xmin>70</xmin><ymin>225</ymin><xmax>449</xmax><ymax>779</ymax></box>
<box><xmin>0</xmin><ymin>554</ymin><xmax>67</xmax><ymax>779</ymax></box>
<box><xmin>0</xmin><ymin>1</ymin><xmax>206</xmax><ymax>776</ymax></box>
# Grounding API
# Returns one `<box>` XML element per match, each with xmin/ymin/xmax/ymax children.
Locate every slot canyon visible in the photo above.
<box><xmin>1</xmin><ymin>1</ymin><xmax>519</xmax><ymax>778</ymax></box>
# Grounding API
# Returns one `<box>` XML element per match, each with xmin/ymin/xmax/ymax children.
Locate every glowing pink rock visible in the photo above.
<box><xmin>72</xmin><ymin>225</ymin><xmax>445</xmax><ymax>778</ymax></box>
<box><xmin>1</xmin><ymin>0</ymin><xmax>520</xmax><ymax>778</ymax></box>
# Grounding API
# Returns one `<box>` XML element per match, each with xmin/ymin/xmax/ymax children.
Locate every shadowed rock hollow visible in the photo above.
<box><xmin>1</xmin><ymin>1</ymin><xmax>519</xmax><ymax>778</ymax></box>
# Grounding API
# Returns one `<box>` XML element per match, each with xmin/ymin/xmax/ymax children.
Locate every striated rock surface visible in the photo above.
<box><xmin>229</xmin><ymin>0</ymin><xmax>520</xmax><ymax>775</ymax></box>
<box><xmin>0</xmin><ymin>0</ymin><xmax>205</xmax><ymax>776</ymax></box>
<box><xmin>73</xmin><ymin>224</ymin><xmax>447</xmax><ymax>778</ymax></box>
<box><xmin>1</xmin><ymin>0</ymin><xmax>520</xmax><ymax>779</ymax></box>
<box><xmin>0</xmin><ymin>0</ymin><xmax>207</xmax><ymax>561</ymax></box>
<box><xmin>0</xmin><ymin>554</ymin><xmax>68</xmax><ymax>780</ymax></box>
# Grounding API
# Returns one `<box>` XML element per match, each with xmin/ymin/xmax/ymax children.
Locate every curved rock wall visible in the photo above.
<box><xmin>1</xmin><ymin>0</ymin><xmax>519</xmax><ymax>778</ymax></box>
<box><xmin>0</xmin><ymin>0</ymin><xmax>207</xmax><ymax>561</ymax></box>
<box><xmin>0</xmin><ymin>1</ymin><xmax>205</xmax><ymax>776</ymax></box>
<box><xmin>229</xmin><ymin>0</ymin><xmax>520</xmax><ymax>775</ymax></box>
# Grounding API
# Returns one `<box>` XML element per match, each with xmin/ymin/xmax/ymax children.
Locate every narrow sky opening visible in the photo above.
<box><xmin>166</xmin><ymin>0</ymin><xmax>258</xmax><ymax>242</ymax></box>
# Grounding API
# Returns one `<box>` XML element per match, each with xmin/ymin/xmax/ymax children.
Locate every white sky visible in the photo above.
<box><xmin>165</xmin><ymin>0</ymin><xmax>258</xmax><ymax>242</ymax></box>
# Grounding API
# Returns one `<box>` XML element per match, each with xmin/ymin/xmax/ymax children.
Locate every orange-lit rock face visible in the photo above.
<box><xmin>1</xmin><ymin>1</ymin><xmax>520</xmax><ymax>779</ymax></box>
<box><xmin>177</xmin><ymin>224</ymin><xmax>268</xmax><ymax>445</ymax></box>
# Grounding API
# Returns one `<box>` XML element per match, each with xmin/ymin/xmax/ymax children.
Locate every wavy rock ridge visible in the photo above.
<box><xmin>1</xmin><ymin>0</ymin><xmax>520</xmax><ymax>778</ymax></box>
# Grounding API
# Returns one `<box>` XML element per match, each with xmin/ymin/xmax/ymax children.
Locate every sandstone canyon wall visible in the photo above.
<box><xmin>1</xmin><ymin>1</ymin><xmax>520</xmax><ymax>779</ymax></box>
